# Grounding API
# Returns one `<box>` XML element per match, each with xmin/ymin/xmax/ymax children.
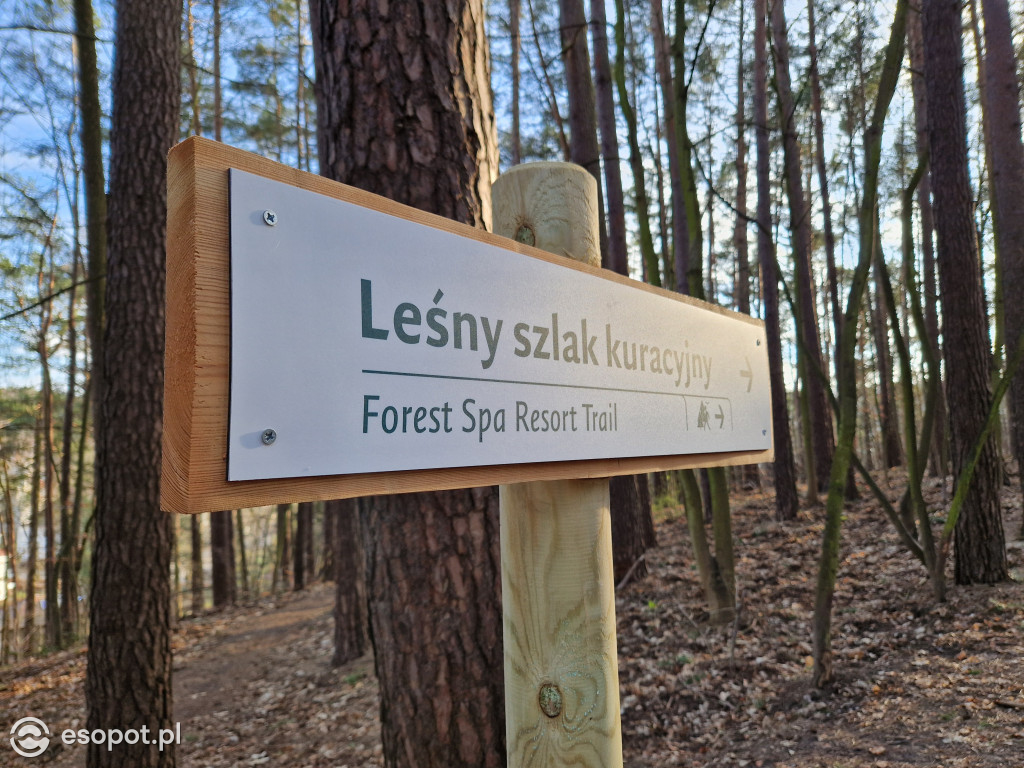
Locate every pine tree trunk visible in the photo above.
<box><xmin>273</xmin><ymin>503</ymin><xmax>290</xmax><ymax>592</ymax></box>
<box><xmin>329</xmin><ymin>498</ymin><xmax>366</xmax><ymax>667</ymax></box>
<box><xmin>510</xmin><ymin>0</ymin><xmax>522</xmax><ymax>165</ymax></box>
<box><xmin>978</xmin><ymin>0</ymin><xmax>1024</xmax><ymax>539</ymax></box>
<box><xmin>591</xmin><ymin>0</ymin><xmax>628</xmax><ymax>274</ymax></box>
<box><xmin>807</xmin><ymin>0</ymin><xmax>841</xmax><ymax>357</ymax></box>
<box><xmin>59</xmin><ymin>267</ymin><xmax>80</xmax><ymax>642</ymax></box>
<box><xmin>84</xmin><ymin>0</ymin><xmax>180</xmax><ymax>761</ymax></box>
<box><xmin>907</xmin><ymin>5</ymin><xmax>948</xmax><ymax>477</ymax></box>
<box><xmin>235</xmin><ymin>509</ymin><xmax>249</xmax><ymax>598</ymax></box>
<box><xmin>615</xmin><ymin>0</ymin><xmax>660</xmax><ymax>285</ymax></box>
<box><xmin>293</xmin><ymin>501</ymin><xmax>310</xmax><ymax>591</ymax></box>
<box><xmin>309</xmin><ymin>1</ymin><xmax>505</xmax><ymax>762</ymax></box>
<box><xmin>190</xmin><ymin>516</ymin><xmax>203</xmax><ymax>614</ymax></box>
<box><xmin>559</xmin><ymin>0</ymin><xmax>609</xmax><ymax>261</ymax></box>
<box><xmin>25</xmin><ymin>412</ymin><xmax>40</xmax><ymax>652</ymax></box>
<box><xmin>73</xmin><ymin>0</ymin><xmax>107</xmax><ymax>415</ymax></box>
<box><xmin>650</xmin><ymin>0</ymin><xmax>690</xmax><ymax>292</ymax></box>
<box><xmin>210</xmin><ymin>510</ymin><xmax>235</xmax><ymax>606</ymax></box>
<box><xmin>754</xmin><ymin>0</ymin><xmax>799</xmax><ymax>520</ymax></box>
<box><xmin>871</xmin><ymin>238</ymin><xmax>905</xmax><ymax>468</ymax></box>
<box><xmin>922</xmin><ymin>0</ymin><xmax>1007</xmax><ymax>585</ymax></box>
<box><xmin>769</xmin><ymin>0</ymin><xmax>834</xmax><ymax>496</ymax></box>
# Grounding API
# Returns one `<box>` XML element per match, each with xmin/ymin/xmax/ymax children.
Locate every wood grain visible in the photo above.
<box><xmin>494</xmin><ymin>162</ymin><xmax>622</xmax><ymax>767</ymax></box>
<box><xmin>162</xmin><ymin>138</ymin><xmax>770</xmax><ymax>514</ymax></box>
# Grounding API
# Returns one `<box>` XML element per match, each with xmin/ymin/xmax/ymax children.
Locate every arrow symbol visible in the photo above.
<box><xmin>716</xmin><ymin>405</ymin><xmax>725</xmax><ymax>429</ymax></box>
<box><xmin>740</xmin><ymin>357</ymin><xmax>753</xmax><ymax>392</ymax></box>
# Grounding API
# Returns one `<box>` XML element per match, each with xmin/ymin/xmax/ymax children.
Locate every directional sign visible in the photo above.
<box><xmin>162</xmin><ymin>138</ymin><xmax>773</xmax><ymax>514</ymax></box>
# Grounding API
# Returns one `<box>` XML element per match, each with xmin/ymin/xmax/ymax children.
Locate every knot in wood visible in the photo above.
<box><xmin>515</xmin><ymin>223</ymin><xmax>536</xmax><ymax>247</ymax></box>
<box><xmin>538</xmin><ymin>683</ymin><xmax>563</xmax><ymax>718</ymax></box>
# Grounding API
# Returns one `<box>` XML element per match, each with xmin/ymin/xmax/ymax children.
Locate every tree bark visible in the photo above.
<box><xmin>754</xmin><ymin>0</ymin><xmax>799</xmax><ymax>520</ymax></box>
<box><xmin>922</xmin><ymin>0</ymin><xmax>1007</xmax><ymax>584</ymax></box>
<box><xmin>190</xmin><ymin>516</ymin><xmax>203</xmax><ymax>614</ymax></box>
<box><xmin>770</xmin><ymin>0</ymin><xmax>835</xmax><ymax>497</ymax></box>
<box><xmin>59</xmin><ymin>259</ymin><xmax>80</xmax><ymax>642</ymax></box>
<box><xmin>559</xmin><ymin>0</ymin><xmax>609</xmax><ymax>262</ymax></box>
<box><xmin>24</xmin><ymin>414</ymin><xmax>40</xmax><ymax>653</ymax></box>
<box><xmin>979</xmin><ymin>0</ymin><xmax>1024</xmax><ymax>539</ymax></box>
<box><xmin>309</xmin><ymin>1</ymin><xmax>505</xmax><ymax>763</ymax></box>
<box><xmin>210</xmin><ymin>509</ymin><xmax>236</xmax><ymax>606</ymax></box>
<box><xmin>73</xmin><ymin>0</ymin><xmax>107</xmax><ymax>415</ymax></box>
<box><xmin>510</xmin><ymin>0</ymin><xmax>522</xmax><ymax>165</ymax></box>
<box><xmin>329</xmin><ymin>498</ymin><xmax>366</xmax><ymax>667</ymax></box>
<box><xmin>591</xmin><ymin>0</ymin><xmax>628</xmax><ymax>275</ymax></box>
<box><xmin>650</xmin><ymin>0</ymin><xmax>690</xmax><ymax>292</ymax></box>
<box><xmin>615</xmin><ymin>0</ymin><xmax>660</xmax><ymax>285</ymax></box>
<box><xmin>907</xmin><ymin>4</ymin><xmax>948</xmax><ymax>477</ymax></box>
<box><xmin>610</xmin><ymin>472</ymin><xmax>656</xmax><ymax>583</ymax></box>
<box><xmin>293</xmin><ymin>501</ymin><xmax>311</xmax><ymax>591</ymax></box>
<box><xmin>272</xmin><ymin>503</ymin><xmax>290</xmax><ymax>592</ymax></box>
<box><xmin>84</xmin><ymin>0</ymin><xmax>181</xmax><ymax>762</ymax></box>
<box><xmin>235</xmin><ymin>509</ymin><xmax>249</xmax><ymax>598</ymax></box>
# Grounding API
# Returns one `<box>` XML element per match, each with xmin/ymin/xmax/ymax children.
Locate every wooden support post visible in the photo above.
<box><xmin>493</xmin><ymin>163</ymin><xmax>623</xmax><ymax>767</ymax></box>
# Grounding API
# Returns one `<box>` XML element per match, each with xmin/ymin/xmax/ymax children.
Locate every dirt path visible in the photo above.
<box><xmin>174</xmin><ymin>583</ymin><xmax>382</xmax><ymax>767</ymax></box>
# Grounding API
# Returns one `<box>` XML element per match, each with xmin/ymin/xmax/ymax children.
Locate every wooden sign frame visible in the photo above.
<box><xmin>162</xmin><ymin>137</ymin><xmax>772</xmax><ymax>515</ymax></box>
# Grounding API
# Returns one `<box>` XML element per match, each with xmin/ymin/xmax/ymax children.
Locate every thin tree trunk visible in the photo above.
<box><xmin>591</xmin><ymin>0</ymin><xmax>628</xmax><ymax>274</ymax></box>
<box><xmin>210</xmin><ymin>510</ymin><xmax>235</xmax><ymax>606</ymax></box>
<box><xmin>2</xmin><ymin>461</ymin><xmax>20</xmax><ymax>663</ymax></box>
<box><xmin>235</xmin><ymin>509</ymin><xmax>249</xmax><ymax>598</ymax></box>
<box><xmin>185</xmin><ymin>0</ymin><xmax>201</xmax><ymax>137</ymax></box>
<box><xmin>293</xmin><ymin>501</ymin><xmax>310</xmax><ymax>591</ymax></box>
<box><xmin>272</xmin><ymin>503</ymin><xmax>290</xmax><ymax>592</ymax></box>
<box><xmin>907</xmin><ymin>3</ymin><xmax>948</xmax><ymax>477</ymax></box>
<box><xmin>330</xmin><ymin>498</ymin><xmax>366</xmax><ymax>667</ymax></box>
<box><xmin>770</xmin><ymin>0</ymin><xmax>834</xmax><ymax>496</ymax></box>
<box><xmin>73</xmin><ymin>0</ymin><xmax>107</xmax><ymax>416</ymax></box>
<box><xmin>510</xmin><ymin>0</ymin><xmax>522</xmax><ymax>165</ymax></box>
<box><xmin>560</xmin><ymin>0</ymin><xmax>609</xmax><ymax>262</ymax></box>
<box><xmin>871</xmin><ymin>234</ymin><xmax>905</xmax><ymax>468</ymax></box>
<box><xmin>526</xmin><ymin>0</ymin><xmax>570</xmax><ymax>159</ymax></box>
<box><xmin>190</xmin><ymin>516</ymin><xmax>203</xmax><ymax>614</ymax></box>
<box><xmin>813</xmin><ymin>0</ymin><xmax>908</xmax><ymax>688</ymax></box>
<box><xmin>213</xmin><ymin>0</ymin><xmax>222</xmax><ymax>142</ymax></box>
<box><xmin>651</xmin><ymin>0</ymin><xmax>690</xmax><ymax>292</ymax></box>
<box><xmin>615</xmin><ymin>0</ymin><xmax>659</xmax><ymax>284</ymax></box>
<box><xmin>807</xmin><ymin>0</ymin><xmax>842</xmax><ymax>366</ymax></box>
<box><xmin>59</xmin><ymin>256</ymin><xmax>80</xmax><ymax>642</ymax></box>
<box><xmin>24</xmin><ymin>330</ymin><xmax>41</xmax><ymax>653</ymax></box>
<box><xmin>755</xmin><ymin>0</ymin><xmax>799</xmax><ymax>521</ymax></box>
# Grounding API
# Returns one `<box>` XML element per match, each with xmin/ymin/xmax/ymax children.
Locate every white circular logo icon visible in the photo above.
<box><xmin>10</xmin><ymin>717</ymin><xmax>50</xmax><ymax>758</ymax></box>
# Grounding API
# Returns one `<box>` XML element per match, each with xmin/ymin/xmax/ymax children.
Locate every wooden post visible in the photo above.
<box><xmin>493</xmin><ymin>163</ymin><xmax>623</xmax><ymax>767</ymax></box>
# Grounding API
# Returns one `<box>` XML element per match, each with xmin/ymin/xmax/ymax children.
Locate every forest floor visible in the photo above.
<box><xmin>2</xmin><ymin>472</ymin><xmax>1023</xmax><ymax>767</ymax></box>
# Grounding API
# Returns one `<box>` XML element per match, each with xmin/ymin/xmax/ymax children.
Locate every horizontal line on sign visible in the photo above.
<box><xmin>361</xmin><ymin>368</ymin><xmax>731</xmax><ymax>401</ymax></box>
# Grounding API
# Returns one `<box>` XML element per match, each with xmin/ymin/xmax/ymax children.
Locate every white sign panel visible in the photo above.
<box><xmin>227</xmin><ymin>169</ymin><xmax>772</xmax><ymax>482</ymax></box>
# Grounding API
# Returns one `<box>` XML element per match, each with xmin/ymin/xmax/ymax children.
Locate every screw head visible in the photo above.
<box><xmin>263</xmin><ymin>210</ymin><xmax>278</xmax><ymax>226</ymax></box>
<box><xmin>261</xmin><ymin>428</ymin><xmax>277</xmax><ymax>445</ymax></box>
<box><xmin>756</xmin><ymin>338</ymin><xmax>761</xmax><ymax>346</ymax></box>
<box><xmin>762</xmin><ymin>429</ymin><xmax>767</xmax><ymax>436</ymax></box>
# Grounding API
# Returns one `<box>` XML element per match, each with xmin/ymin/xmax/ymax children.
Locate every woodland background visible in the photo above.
<box><xmin>0</xmin><ymin>0</ymin><xmax>1023</xmax><ymax>766</ymax></box>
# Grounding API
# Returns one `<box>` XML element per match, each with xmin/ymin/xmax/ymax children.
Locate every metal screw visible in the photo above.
<box><xmin>263</xmin><ymin>210</ymin><xmax>278</xmax><ymax>226</ymax></box>
<box><xmin>756</xmin><ymin>338</ymin><xmax>761</xmax><ymax>346</ymax></box>
<box><xmin>261</xmin><ymin>428</ymin><xmax>277</xmax><ymax>445</ymax></box>
<box><xmin>762</xmin><ymin>429</ymin><xmax>767</xmax><ymax>436</ymax></box>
